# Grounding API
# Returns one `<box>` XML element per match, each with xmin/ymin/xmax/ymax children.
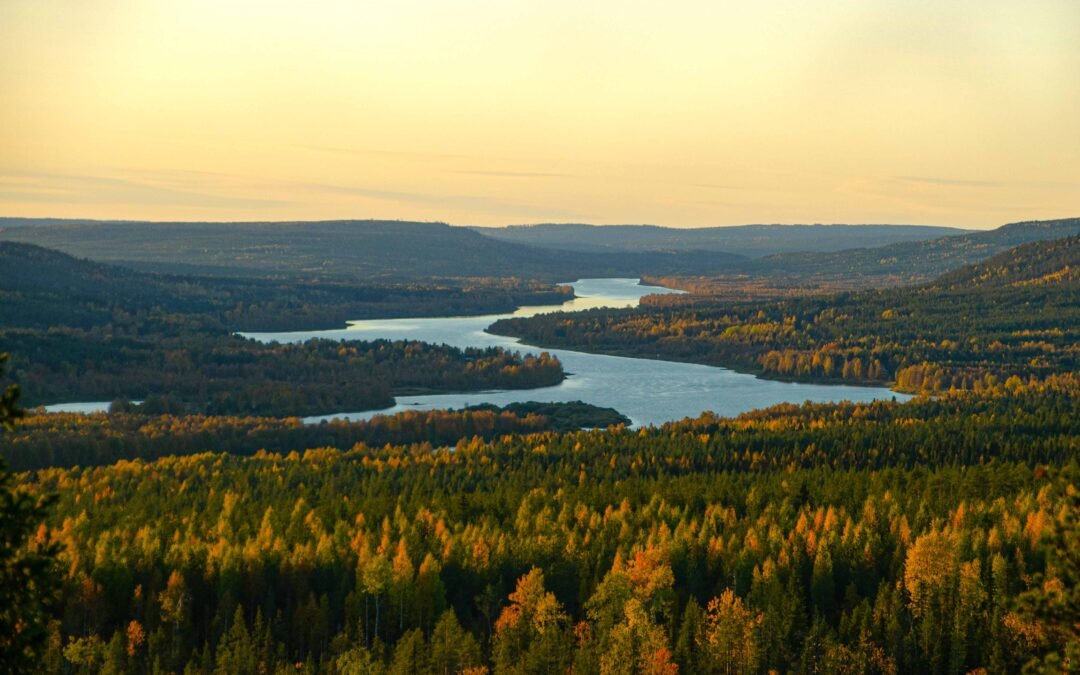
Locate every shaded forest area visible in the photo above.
<box><xmin>6</xmin><ymin>334</ymin><xmax>562</xmax><ymax>417</ymax></box>
<box><xmin>0</xmin><ymin>242</ymin><xmax>565</xmax><ymax>414</ymax></box>
<box><xmin>0</xmin><ymin>241</ymin><xmax>573</xmax><ymax>333</ymax></box>
<box><xmin>5</xmin><ymin>217</ymin><xmax>1075</xmax><ymax>286</ymax></box>
<box><xmin>636</xmin><ymin>218</ymin><xmax>1080</xmax><ymax>298</ymax></box>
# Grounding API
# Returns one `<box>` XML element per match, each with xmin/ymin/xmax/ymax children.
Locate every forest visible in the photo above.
<box><xmin>0</xmin><ymin>232</ymin><xmax>1077</xmax><ymax>673</ymax></box>
<box><xmin>5</xmin><ymin>217</ymin><xmax>1076</xmax><ymax>286</ymax></box>
<box><xmin>491</xmin><ymin>236</ymin><xmax>1079</xmax><ymax>393</ymax></box>
<box><xmin>2</xmin><ymin>373</ymin><xmax>1077</xmax><ymax>673</ymax></box>
<box><xmin>730</xmin><ymin>218</ymin><xmax>1080</xmax><ymax>286</ymax></box>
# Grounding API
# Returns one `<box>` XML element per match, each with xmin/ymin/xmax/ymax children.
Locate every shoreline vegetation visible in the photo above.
<box><xmin>484</xmin><ymin>329</ymin><xmax>905</xmax><ymax>392</ymax></box>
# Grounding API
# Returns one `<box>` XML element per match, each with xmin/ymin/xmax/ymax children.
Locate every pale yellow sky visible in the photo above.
<box><xmin>1</xmin><ymin>0</ymin><xmax>1078</xmax><ymax>228</ymax></box>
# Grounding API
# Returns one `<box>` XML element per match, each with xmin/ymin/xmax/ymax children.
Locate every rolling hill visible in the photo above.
<box><xmin>3</xmin><ymin>216</ymin><xmax>1074</xmax><ymax>287</ymax></box>
<box><xmin>0</xmin><ymin>218</ymin><xmax>745</xmax><ymax>280</ymax></box>
<box><xmin>473</xmin><ymin>222</ymin><xmax>970</xmax><ymax>257</ymax></box>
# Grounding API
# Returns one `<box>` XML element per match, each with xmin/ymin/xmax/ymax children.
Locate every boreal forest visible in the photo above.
<box><xmin>0</xmin><ymin>218</ymin><xmax>1078</xmax><ymax>674</ymax></box>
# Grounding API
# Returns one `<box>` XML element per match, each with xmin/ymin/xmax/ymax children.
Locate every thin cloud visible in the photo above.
<box><xmin>691</xmin><ymin>200</ymin><xmax>744</xmax><ymax>208</ymax></box>
<box><xmin>0</xmin><ymin>166</ymin><xmax>587</xmax><ymax>221</ymax></box>
<box><xmin>688</xmin><ymin>183</ymin><xmax>743</xmax><ymax>190</ymax></box>
<box><xmin>0</xmin><ymin>171</ymin><xmax>289</xmax><ymax>209</ymax></box>
<box><xmin>452</xmin><ymin>170</ymin><xmax>569</xmax><ymax>178</ymax></box>
<box><xmin>896</xmin><ymin>176</ymin><xmax>1002</xmax><ymax>188</ymax></box>
<box><xmin>305</xmin><ymin>145</ymin><xmax>516</xmax><ymax>163</ymax></box>
<box><xmin>896</xmin><ymin>176</ymin><xmax>1078</xmax><ymax>190</ymax></box>
<box><xmin>292</xmin><ymin>180</ymin><xmax>586</xmax><ymax>220</ymax></box>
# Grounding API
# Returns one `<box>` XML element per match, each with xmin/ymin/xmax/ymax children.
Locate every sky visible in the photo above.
<box><xmin>1</xmin><ymin>1</ymin><xmax>1078</xmax><ymax>229</ymax></box>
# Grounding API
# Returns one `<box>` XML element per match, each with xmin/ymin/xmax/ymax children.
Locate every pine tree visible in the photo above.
<box><xmin>429</xmin><ymin>609</ymin><xmax>480</xmax><ymax>674</ymax></box>
<box><xmin>1015</xmin><ymin>493</ymin><xmax>1080</xmax><ymax>672</ymax></box>
<box><xmin>388</xmin><ymin>628</ymin><xmax>428</xmax><ymax>675</ymax></box>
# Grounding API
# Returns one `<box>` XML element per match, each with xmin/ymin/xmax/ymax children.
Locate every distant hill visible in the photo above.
<box><xmin>732</xmin><ymin>217</ymin><xmax>1080</xmax><ymax>284</ymax></box>
<box><xmin>3</xmin><ymin>216</ymin><xmax>1072</xmax><ymax>286</ymax></box>
<box><xmin>0</xmin><ymin>218</ymin><xmax>745</xmax><ymax>280</ymax></box>
<box><xmin>473</xmin><ymin>222</ymin><xmax>971</xmax><ymax>257</ymax></box>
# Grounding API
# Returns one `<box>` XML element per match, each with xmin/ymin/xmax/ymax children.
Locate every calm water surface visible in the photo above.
<box><xmin>242</xmin><ymin>279</ymin><xmax>908</xmax><ymax>426</ymax></box>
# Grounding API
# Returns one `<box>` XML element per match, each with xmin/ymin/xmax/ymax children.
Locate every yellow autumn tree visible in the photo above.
<box><xmin>903</xmin><ymin>529</ymin><xmax>958</xmax><ymax>618</ymax></box>
<box><xmin>700</xmin><ymin>589</ymin><xmax>761</xmax><ymax>675</ymax></box>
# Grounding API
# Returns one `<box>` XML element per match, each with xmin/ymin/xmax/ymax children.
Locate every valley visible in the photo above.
<box><xmin>1</xmin><ymin>218</ymin><xmax>1077</xmax><ymax>674</ymax></box>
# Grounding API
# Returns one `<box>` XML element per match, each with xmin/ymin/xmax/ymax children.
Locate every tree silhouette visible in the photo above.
<box><xmin>0</xmin><ymin>353</ymin><xmax>60</xmax><ymax>673</ymax></box>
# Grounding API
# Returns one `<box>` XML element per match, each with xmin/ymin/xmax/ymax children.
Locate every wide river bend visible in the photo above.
<box><xmin>240</xmin><ymin>278</ymin><xmax>908</xmax><ymax>427</ymax></box>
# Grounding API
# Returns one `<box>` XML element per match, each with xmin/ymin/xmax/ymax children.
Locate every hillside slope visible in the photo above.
<box><xmin>0</xmin><ymin>241</ymin><xmax>572</xmax><ymax>332</ymax></box>
<box><xmin>931</xmin><ymin>234</ymin><xmax>1078</xmax><ymax>289</ymax></box>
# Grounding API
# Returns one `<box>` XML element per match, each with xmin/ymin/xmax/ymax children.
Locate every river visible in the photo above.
<box><xmin>238</xmin><ymin>278</ymin><xmax>907</xmax><ymax>426</ymax></box>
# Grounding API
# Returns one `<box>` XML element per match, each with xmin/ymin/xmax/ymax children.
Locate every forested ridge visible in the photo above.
<box><xmin>472</xmin><ymin>223</ymin><xmax>970</xmax><ymax>258</ymax></box>
<box><xmin>6</xmin><ymin>217</ymin><xmax>1071</xmax><ymax>285</ymax></box>
<box><xmin>0</xmin><ymin>241</ymin><xmax>573</xmax><ymax>332</ymax></box>
<box><xmin>733</xmin><ymin>217</ymin><xmax>1080</xmax><ymax>285</ymax></box>
<box><xmin>491</xmin><ymin>236</ymin><xmax>1079</xmax><ymax>393</ymax></box>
